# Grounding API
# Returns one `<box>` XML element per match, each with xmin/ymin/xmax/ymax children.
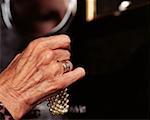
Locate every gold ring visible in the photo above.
<box><xmin>62</xmin><ymin>61</ymin><xmax>73</xmax><ymax>73</ymax></box>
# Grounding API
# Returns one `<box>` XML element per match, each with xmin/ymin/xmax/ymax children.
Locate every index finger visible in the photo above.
<box><xmin>35</xmin><ymin>34</ymin><xmax>71</xmax><ymax>50</ymax></box>
<box><xmin>23</xmin><ymin>34</ymin><xmax>71</xmax><ymax>58</ymax></box>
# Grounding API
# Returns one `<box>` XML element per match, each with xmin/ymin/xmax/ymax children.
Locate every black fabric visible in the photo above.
<box><xmin>0</xmin><ymin>113</ymin><xmax>5</xmax><ymax>120</ymax></box>
<box><xmin>67</xmin><ymin>3</ymin><xmax>150</xmax><ymax>119</ymax></box>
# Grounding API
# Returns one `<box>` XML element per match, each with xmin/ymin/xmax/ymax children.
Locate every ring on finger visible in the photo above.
<box><xmin>61</xmin><ymin>60</ymin><xmax>73</xmax><ymax>73</ymax></box>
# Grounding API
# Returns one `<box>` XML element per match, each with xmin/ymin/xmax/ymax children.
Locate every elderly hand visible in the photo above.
<box><xmin>0</xmin><ymin>35</ymin><xmax>85</xmax><ymax>120</ymax></box>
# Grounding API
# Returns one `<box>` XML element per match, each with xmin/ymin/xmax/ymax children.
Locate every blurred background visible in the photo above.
<box><xmin>0</xmin><ymin>0</ymin><xmax>150</xmax><ymax>119</ymax></box>
<box><xmin>66</xmin><ymin>0</ymin><xmax>150</xmax><ymax>119</ymax></box>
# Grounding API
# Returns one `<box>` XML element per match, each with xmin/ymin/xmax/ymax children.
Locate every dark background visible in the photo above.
<box><xmin>1</xmin><ymin>0</ymin><xmax>149</xmax><ymax>119</ymax></box>
<box><xmin>65</xmin><ymin>0</ymin><xmax>150</xmax><ymax>119</ymax></box>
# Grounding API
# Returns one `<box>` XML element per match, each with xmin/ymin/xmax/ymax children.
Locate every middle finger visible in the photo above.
<box><xmin>53</xmin><ymin>49</ymin><xmax>71</xmax><ymax>62</ymax></box>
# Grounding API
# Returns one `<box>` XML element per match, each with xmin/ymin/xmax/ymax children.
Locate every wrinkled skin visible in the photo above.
<box><xmin>0</xmin><ymin>35</ymin><xmax>85</xmax><ymax>120</ymax></box>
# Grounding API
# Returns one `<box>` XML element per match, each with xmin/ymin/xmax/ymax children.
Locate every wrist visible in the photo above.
<box><xmin>0</xmin><ymin>85</ymin><xmax>29</xmax><ymax>120</ymax></box>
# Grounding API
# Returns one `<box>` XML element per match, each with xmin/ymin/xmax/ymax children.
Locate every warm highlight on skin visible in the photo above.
<box><xmin>0</xmin><ymin>35</ymin><xmax>85</xmax><ymax>120</ymax></box>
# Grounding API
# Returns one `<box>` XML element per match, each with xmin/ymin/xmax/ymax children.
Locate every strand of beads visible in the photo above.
<box><xmin>47</xmin><ymin>88</ymin><xmax>69</xmax><ymax>115</ymax></box>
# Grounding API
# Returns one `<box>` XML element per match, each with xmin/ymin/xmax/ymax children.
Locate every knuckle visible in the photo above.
<box><xmin>42</xmin><ymin>49</ymin><xmax>54</xmax><ymax>60</ymax></box>
<box><xmin>66</xmin><ymin>51</ymin><xmax>71</xmax><ymax>57</ymax></box>
<box><xmin>62</xmin><ymin>35</ymin><xmax>71</xmax><ymax>43</ymax></box>
<box><xmin>50</xmin><ymin>50</ymin><xmax>55</xmax><ymax>57</ymax></box>
<box><xmin>37</xmin><ymin>49</ymin><xmax>55</xmax><ymax>66</ymax></box>
<box><xmin>34</xmin><ymin>38</ymin><xmax>44</xmax><ymax>44</ymax></box>
<box><xmin>28</xmin><ymin>41</ymin><xmax>36</xmax><ymax>49</ymax></box>
<box><xmin>49</xmin><ymin>50</ymin><xmax>54</xmax><ymax>59</ymax></box>
<box><xmin>36</xmin><ymin>41</ymin><xmax>44</xmax><ymax>49</ymax></box>
<box><xmin>29</xmin><ymin>38</ymin><xmax>44</xmax><ymax>49</ymax></box>
<box><xmin>54</xmin><ymin>34</ymin><xmax>71</xmax><ymax>44</ymax></box>
<box><xmin>28</xmin><ymin>39</ymin><xmax>40</xmax><ymax>50</ymax></box>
